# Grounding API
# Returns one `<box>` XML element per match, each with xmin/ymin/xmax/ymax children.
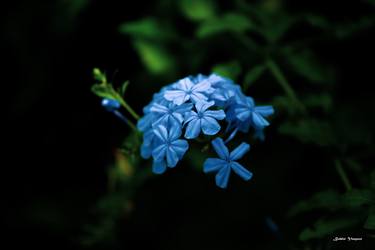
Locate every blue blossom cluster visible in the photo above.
<box><xmin>137</xmin><ymin>73</ymin><xmax>274</xmax><ymax>188</ymax></box>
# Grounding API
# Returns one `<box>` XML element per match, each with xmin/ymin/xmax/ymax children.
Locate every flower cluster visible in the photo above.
<box><xmin>137</xmin><ymin>73</ymin><xmax>274</xmax><ymax>188</ymax></box>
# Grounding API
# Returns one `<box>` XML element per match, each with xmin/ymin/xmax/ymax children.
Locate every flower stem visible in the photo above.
<box><xmin>334</xmin><ymin>159</ymin><xmax>352</xmax><ymax>191</ymax></box>
<box><xmin>266</xmin><ymin>59</ymin><xmax>306</xmax><ymax>114</ymax></box>
<box><xmin>114</xmin><ymin>93</ymin><xmax>140</xmax><ymax>121</ymax></box>
<box><xmin>113</xmin><ymin>110</ymin><xmax>137</xmax><ymax>131</ymax></box>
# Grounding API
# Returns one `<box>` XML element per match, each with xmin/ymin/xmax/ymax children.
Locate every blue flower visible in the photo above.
<box><xmin>151</xmin><ymin>124</ymin><xmax>189</xmax><ymax>174</ymax></box>
<box><xmin>101</xmin><ymin>98</ymin><xmax>120</xmax><ymax>111</ymax></box>
<box><xmin>184</xmin><ymin>101</ymin><xmax>226</xmax><ymax>139</ymax></box>
<box><xmin>235</xmin><ymin>97</ymin><xmax>274</xmax><ymax>130</ymax></box>
<box><xmin>203</xmin><ymin>138</ymin><xmax>252</xmax><ymax>188</ymax></box>
<box><xmin>164</xmin><ymin>77</ymin><xmax>213</xmax><ymax>105</ymax></box>
<box><xmin>151</xmin><ymin>102</ymin><xmax>193</xmax><ymax>127</ymax></box>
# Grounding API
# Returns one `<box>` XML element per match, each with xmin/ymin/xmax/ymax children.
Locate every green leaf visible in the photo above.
<box><xmin>288</xmin><ymin>190</ymin><xmax>341</xmax><ymax>217</ymax></box>
<box><xmin>279</xmin><ymin>119</ymin><xmax>335</xmax><ymax>146</ymax></box>
<box><xmin>132</xmin><ymin>39</ymin><xmax>175</xmax><ymax>75</ymax></box>
<box><xmin>91</xmin><ymin>84</ymin><xmax>115</xmax><ymax>99</ymax></box>
<box><xmin>243</xmin><ymin>65</ymin><xmax>266</xmax><ymax>91</ymax></box>
<box><xmin>119</xmin><ymin>18</ymin><xmax>172</xmax><ymax>41</ymax></box>
<box><xmin>179</xmin><ymin>0</ymin><xmax>216</xmax><ymax>21</ymax></box>
<box><xmin>364</xmin><ymin>206</ymin><xmax>375</xmax><ymax>230</ymax></box>
<box><xmin>119</xmin><ymin>81</ymin><xmax>129</xmax><ymax>96</ymax></box>
<box><xmin>212</xmin><ymin>61</ymin><xmax>241</xmax><ymax>81</ymax></box>
<box><xmin>283</xmin><ymin>48</ymin><xmax>335</xmax><ymax>84</ymax></box>
<box><xmin>304</xmin><ymin>14</ymin><xmax>331</xmax><ymax>30</ymax></box>
<box><xmin>303</xmin><ymin>93</ymin><xmax>332</xmax><ymax>113</ymax></box>
<box><xmin>335</xmin><ymin>17</ymin><xmax>374</xmax><ymax>39</ymax></box>
<box><xmin>342</xmin><ymin>189</ymin><xmax>374</xmax><ymax>208</ymax></box>
<box><xmin>299</xmin><ymin>217</ymin><xmax>359</xmax><ymax>241</ymax></box>
<box><xmin>196</xmin><ymin>13</ymin><xmax>252</xmax><ymax>38</ymax></box>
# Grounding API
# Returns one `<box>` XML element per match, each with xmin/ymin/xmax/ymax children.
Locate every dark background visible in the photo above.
<box><xmin>3</xmin><ymin>0</ymin><xmax>375</xmax><ymax>249</ymax></box>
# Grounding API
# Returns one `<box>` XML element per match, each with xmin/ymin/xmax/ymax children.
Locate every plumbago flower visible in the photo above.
<box><xmin>136</xmin><ymin>73</ymin><xmax>274</xmax><ymax>188</ymax></box>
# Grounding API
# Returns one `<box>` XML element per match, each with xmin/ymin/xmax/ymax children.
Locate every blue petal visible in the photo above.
<box><xmin>203</xmin><ymin>158</ymin><xmax>227</xmax><ymax>173</ymax></box>
<box><xmin>102</xmin><ymin>99</ymin><xmax>121</xmax><ymax>111</ymax></box>
<box><xmin>235</xmin><ymin>107</ymin><xmax>251</xmax><ymax>121</ymax></box>
<box><xmin>204</xmin><ymin>110</ymin><xmax>226</xmax><ymax>120</ymax></box>
<box><xmin>192</xmin><ymin>79</ymin><xmax>211</xmax><ymax>92</ymax></box>
<box><xmin>211</xmin><ymin>138</ymin><xmax>229</xmax><ymax>159</ymax></box>
<box><xmin>171</xmin><ymin>139</ymin><xmax>189</xmax><ymax>158</ymax></box>
<box><xmin>150</xmin><ymin>103</ymin><xmax>169</xmax><ymax>114</ymax></box>
<box><xmin>230</xmin><ymin>161</ymin><xmax>253</xmax><ymax>181</ymax></box>
<box><xmin>164</xmin><ymin>90</ymin><xmax>189</xmax><ymax>105</ymax></box>
<box><xmin>153</xmin><ymin>125</ymin><xmax>169</xmax><ymax>142</ymax></box>
<box><xmin>183</xmin><ymin>111</ymin><xmax>198</xmax><ymax>125</ymax></box>
<box><xmin>201</xmin><ymin>117</ymin><xmax>221</xmax><ymax>135</ymax></box>
<box><xmin>184</xmin><ymin>119</ymin><xmax>201</xmax><ymax>139</ymax></box>
<box><xmin>215</xmin><ymin>165</ymin><xmax>231</xmax><ymax>188</ymax></box>
<box><xmin>224</xmin><ymin>127</ymin><xmax>238</xmax><ymax>143</ymax></box>
<box><xmin>140</xmin><ymin>142</ymin><xmax>152</xmax><ymax>159</ymax></box>
<box><xmin>152</xmin><ymin>144</ymin><xmax>167</xmax><ymax>162</ymax></box>
<box><xmin>166</xmin><ymin>147</ymin><xmax>179</xmax><ymax>167</ymax></box>
<box><xmin>254</xmin><ymin>106</ymin><xmax>274</xmax><ymax>117</ymax></box>
<box><xmin>152</xmin><ymin>160</ymin><xmax>167</xmax><ymax>174</ymax></box>
<box><xmin>177</xmin><ymin>77</ymin><xmax>194</xmax><ymax>91</ymax></box>
<box><xmin>196</xmin><ymin>101</ymin><xmax>214</xmax><ymax>113</ymax></box>
<box><xmin>175</xmin><ymin>103</ymin><xmax>194</xmax><ymax>113</ymax></box>
<box><xmin>168</xmin><ymin>123</ymin><xmax>182</xmax><ymax>141</ymax></box>
<box><xmin>172</xmin><ymin>112</ymin><xmax>184</xmax><ymax>124</ymax></box>
<box><xmin>251</xmin><ymin>112</ymin><xmax>270</xmax><ymax>128</ymax></box>
<box><xmin>137</xmin><ymin>113</ymin><xmax>153</xmax><ymax>131</ymax></box>
<box><xmin>229</xmin><ymin>142</ymin><xmax>250</xmax><ymax>160</ymax></box>
<box><xmin>190</xmin><ymin>92</ymin><xmax>208</xmax><ymax>103</ymax></box>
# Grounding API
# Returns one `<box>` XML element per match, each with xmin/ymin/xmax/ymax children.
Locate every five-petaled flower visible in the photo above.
<box><xmin>204</xmin><ymin>138</ymin><xmax>253</xmax><ymax>188</ymax></box>
<box><xmin>184</xmin><ymin>101</ymin><xmax>226</xmax><ymax>139</ymax></box>
<box><xmin>164</xmin><ymin>77</ymin><xmax>213</xmax><ymax>105</ymax></box>
<box><xmin>235</xmin><ymin>97</ymin><xmax>274</xmax><ymax>129</ymax></box>
<box><xmin>152</xmin><ymin>125</ymin><xmax>189</xmax><ymax>174</ymax></box>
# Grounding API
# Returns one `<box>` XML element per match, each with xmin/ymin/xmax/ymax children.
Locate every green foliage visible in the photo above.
<box><xmin>243</xmin><ymin>65</ymin><xmax>266</xmax><ymax>91</ymax></box>
<box><xmin>299</xmin><ymin>217</ymin><xmax>360</xmax><ymax>241</ymax></box>
<box><xmin>283</xmin><ymin>48</ymin><xmax>335</xmax><ymax>84</ymax></box>
<box><xmin>364</xmin><ymin>206</ymin><xmax>375</xmax><ymax>229</ymax></box>
<box><xmin>196</xmin><ymin>13</ymin><xmax>252</xmax><ymax>38</ymax></box>
<box><xmin>132</xmin><ymin>39</ymin><xmax>175</xmax><ymax>75</ymax></box>
<box><xmin>279</xmin><ymin>119</ymin><xmax>335</xmax><ymax>146</ymax></box>
<box><xmin>119</xmin><ymin>18</ymin><xmax>173</xmax><ymax>41</ymax></box>
<box><xmin>212</xmin><ymin>61</ymin><xmax>241</xmax><ymax>81</ymax></box>
<box><xmin>179</xmin><ymin>0</ymin><xmax>216</xmax><ymax>21</ymax></box>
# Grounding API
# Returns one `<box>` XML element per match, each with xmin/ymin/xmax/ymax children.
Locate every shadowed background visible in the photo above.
<box><xmin>3</xmin><ymin>0</ymin><xmax>375</xmax><ymax>249</ymax></box>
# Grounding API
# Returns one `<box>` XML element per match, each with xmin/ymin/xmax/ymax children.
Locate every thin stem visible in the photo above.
<box><xmin>266</xmin><ymin>59</ymin><xmax>306</xmax><ymax>114</ymax></box>
<box><xmin>334</xmin><ymin>159</ymin><xmax>352</xmax><ymax>191</ymax></box>
<box><xmin>113</xmin><ymin>110</ymin><xmax>137</xmax><ymax>131</ymax></box>
<box><xmin>115</xmin><ymin>93</ymin><xmax>140</xmax><ymax>121</ymax></box>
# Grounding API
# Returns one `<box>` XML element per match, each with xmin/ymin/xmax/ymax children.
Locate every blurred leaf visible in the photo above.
<box><xmin>132</xmin><ymin>39</ymin><xmax>175</xmax><ymax>75</ymax></box>
<box><xmin>91</xmin><ymin>84</ymin><xmax>115</xmax><ymax>99</ymax></box>
<box><xmin>342</xmin><ymin>189</ymin><xmax>374</xmax><ymax>208</ymax></box>
<box><xmin>243</xmin><ymin>64</ymin><xmax>266</xmax><ymax>91</ymax></box>
<box><xmin>212</xmin><ymin>61</ymin><xmax>241</xmax><ymax>80</ymax></box>
<box><xmin>119</xmin><ymin>18</ymin><xmax>173</xmax><ymax>41</ymax></box>
<box><xmin>335</xmin><ymin>17</ymin><xmax>374</xmax><ymax>39</ymax></box>
<box><xmin>279</xmin><ymin>119</ymin><xmax>335</xmax><ymax>146</ymax></box>
<box><xmin>271</xmin><ymin>96</ymin><xmax>300</xmax><ymax>116</ymax></box>
<box><xmin>304</xmin><ymin>14</ymin><xmax>331</xmax><ymax>30</ymax></box>
<box><xmin>283</xmin><ymin>48</ymin><xmax>335</xmax><ymax>84</ymax></box>
<box><xmin>179</xmin><ymin>0</ymin><xmax>216</xmax><ymax>21</ymax></box>
<box><xmin>115</xmin><ymin>149</ymin><xmax>134</xmax><ymax>177</ymax></box>
<box><xmin>119</xmin><ymin>81</ymin><xmax>129</xmax><ymax>96</ymax></box>
<box><xmin>196</xmin><ymin>13</ymin><xmax>252</xmax><ymax>38</ymax></box>
<box><xmin>288</xmin><ymin>190</ymin><xmax>341</xmax><ymax>217</ymax></box>
<box><xmin>299</xmin><ymin>217</ymin><xmax>359</xmax><ymax>241</ymax></box>
<box><xmin>364</xmin><ymin>206</ymin><xmax>375</xmax><ymax>229</ymax></box>
<box><xmin>303</xmin><ymin>93</ymin><xmax>332</xmax><ymax>113</ymax></box>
